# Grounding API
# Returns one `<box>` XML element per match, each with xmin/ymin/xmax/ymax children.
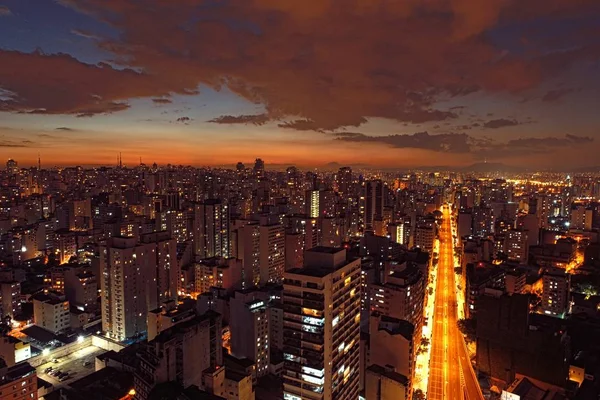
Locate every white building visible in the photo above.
<box><xmin>100</xmin><ymin>236</ymin><xmax>153</xmax><ymax>342</ymax></box>
<box><xmin>32</xmin><ymin>292</ymin><xmax>70</xmax><ymax>334</ymax></box>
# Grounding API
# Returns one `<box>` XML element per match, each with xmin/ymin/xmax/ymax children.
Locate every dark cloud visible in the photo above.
<box><xmin>335</xmin><ymin>131</ymin><xmax>592</xmax><ymax>156</ymax></box>
<box><xmin>152</xmin><ymin>98</ymin><xmax>172</xmax><ymax>104</ymax></box>
<box><xmin>1</xmin><ymin>0</ymin><xmax>598</xmax><ymax>131</ymax></box>
<box><xmin>176</xmin><ymin>116</ymin><xmax>192</xmax><ymax>124</ymax></box>
<box><xmin>0</xmin><ymin>50</ymin><xmax>184</xmax><ymax>116</ymax></box>
<box><xmin>483</xmin><ymin>118</ymin><xmax>522</xmax><ymax>129</ymax></box>
<box><xmin>542</xmin><ymin>88</ymin><xmax>576</xmax><ymax>102</ymax></box>
<box><xmin>332</xmin><ymin>132</ymin><xmax>368</xmax><ymax>139</ymax></box>
<box><xmin>0</xmin><ymin>6</ymin><xmax>11</xmax><ymax>16</ymax></box>
<box><xmin>337</xmin><ymin>131</ymin><xmax>476</xmax><ymax>153</ymax></box>
<box><xmin>208</xmin><ymin>114</ymin><xmax>270</xmax><ymax>126</ymax></box>
<box><xmin>0</xmin><ymin>140</ymin><xmax>28</xmax><ymax>148</ymax></box>
<box><xmin>507</xmin><ymin>134</ymin><xmax>593</xmax><ymax>148</ymax></box>
<box><xmin>55</xmin><ymin>127</ymin><xmax>74</xmax><ymax>131</ymax></box>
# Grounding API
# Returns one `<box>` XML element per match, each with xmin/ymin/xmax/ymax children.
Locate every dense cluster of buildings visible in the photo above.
<box><xmin>453</xmin><ymin>175</ymin><xmax>600</xmax><ymax>399</ymax></box>
<box><xmin>1</xmin><ymin>158</ymin><xmax>600</xmax><ymax>399</ymax></box>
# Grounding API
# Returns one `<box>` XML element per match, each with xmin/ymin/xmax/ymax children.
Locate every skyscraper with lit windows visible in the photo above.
<box><xmin>282</xmin><ymin>247</ymin><xmax>361</xmax><ymax>400</ymax></box>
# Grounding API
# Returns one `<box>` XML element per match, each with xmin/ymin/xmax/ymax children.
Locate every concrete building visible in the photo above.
<box><xmin>570</xmin><ymin>204</ymin><xmax>593</xmax><ymax>231</ymax></box>
<box><xmin>32</xmin><ymin>292</ymin><xmax>70</xmax><ymax>334</ymax></box>
<box><xmin>195</xmin><ymin>257</ymin><xmax>243</xmax><ymax>296</ymax></box>
<box><xmin>282</xmin><ymin>247</ymin><xmax>361</xmax><ymax>400</ymax></box>
<box><xmin>259</xmin><ymin>223</ymin><xmax>285</xmax><ymax>285</ymax></box>
<box><xmin>194</xmin><ymin>199</ymin><xmax>230</xmax><ymax>258</ymax></box>
<box><xmin>0</xmin><ymin>361</ymin><xmax>37</xmax><ymax>400</ymax></box>
<box><xmin>365</xmin><ymin>180</ymin><xmax>384</xmax><ymax>231</ymax></box>
<box><xmin>141</xmin><ymin>231</ymin><xmax>179</xmax><ymax>306</ymax></box>
<box><xmin>306</xmin><ymin>190</ymin><xmax>320</xmax><ymax>218</ymax></box>
<box><xmin>504</xmin><ymin>229</ymin><xmax>529</xmax><ymax>264</ymax></box>
<box><xmin>234</xmin><ymin>221</ymin><xmax>259</xmax><ymax>287</ymax></box>
<box><xmin>224</xmin><ymin>370</ymin><xmax>255</xmax><ymax>400</ymax></box>
<box><xmin>285</xmin><ymin>233</ymin><xmax>304</xmax><ymax>271</ymax></box>
<box><xmin>134</xmin><ymin>311</ymin><xmax>223</xmax><ymax>400</ymax></box>
<box><xmin>0</xmin><ymin>337</ymin><xmax>31</xmax><ymax>367</ymax></box>
<box><xmin>147</xmin><ymin>300</ymin><xmax>196</xmax><ymax>341</ymax></box>
<box><xmin>0</xmin><ymin>282</ymin><xmax>21</xmax><ymax>318</ymax></box>
<box><xmin>230</xmin><ymin>291</ymin><xmax>270</xmax><ymax>377</ymax></box>
<box><xmin>414</xmin><ymin>220</ymin><xmax>435</xmax><ymax>253</ymax></box>
<box><xmin>542</xmin><ymin>267</ymin><xmax>570</xmax><ymax>318</ymax></box>
<box><xmin>505</xmin><ymin>269</ymin><xmax>526</xmax><ymax>295</ymax></box>
<box><xmin>64</xmin><ymin>269</ymin><xmax>96</xmax><ymax>310</ymax></box>
<box><xmin>369</xmin><ymin>313</ymin><xmax>415</xmax><ymax>382</ymax></box>
<box><xmin>364</xmin><ymin>364</ymin><xmax>409</xmax><ymax>400</ymax></box>
<box><xmin>369</xmin><ymin>264</ymin><xmax>424</xmax><ymax>332</ymax></box>
<box><xmin>100</xmin><ymin>236</ymin><xmax>154</xmax><ymax>342</ymax></box>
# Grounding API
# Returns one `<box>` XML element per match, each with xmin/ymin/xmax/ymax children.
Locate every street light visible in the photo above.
<box><xmin>42</xmin><ymin>348</ymin><xmax>50</xmax><ymax>356</ymax></box>
<box><xmin>77</xmin><ymin>335</ymin><xmax>84</xmax><ymax>344</ymax></box>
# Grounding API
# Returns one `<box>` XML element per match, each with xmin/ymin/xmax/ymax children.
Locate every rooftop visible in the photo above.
<box><xmin>366</xmin><ymin>364</ymin><xmax>409</xmax><ymax>386</ymax></box>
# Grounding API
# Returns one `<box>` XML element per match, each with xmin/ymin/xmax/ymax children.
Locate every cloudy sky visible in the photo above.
<box><xmin>1</xmin><ymin>0</ymin><xmax>600</xmax><ymax>168</ymax></box>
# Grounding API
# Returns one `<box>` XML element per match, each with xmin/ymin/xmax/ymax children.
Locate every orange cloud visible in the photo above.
<box><xmin>3</xmin><ymin>0</ymin><xmax>600</xmax><ymax>132</ymax></box>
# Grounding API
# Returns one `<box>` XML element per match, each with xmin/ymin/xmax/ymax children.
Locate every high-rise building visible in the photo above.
<box><xmin>570</xmin><ymin>204</ymin><xmax>593</xmax><ymax>231</ymax></box>
<box><xmin>194</xmin><ymin>199</ymin><xmax>230</xmax><ymax>258</ymax></box>
<box><xmin>259</xmin><ymin>223</ymin><xmax>285</xmax><ymax>285</ymax></box>
<box><xmin>387</xmin><ymin>219</ymin><xmax>410</xmax><ymax>246</ymax></box>
<box><xmin>472</xmin><ymin>206</ymin><xmax>493</xmax><ymax>237</ymax></box>
<box><xmin>230</xmin><ymin>290</ymin><xmax>270</xmax><ymax>377</ymax></box>
<box><xmin>0</xmin><ymin>282</ymin><xmax>21</xmax><ymax>318</ymax></box>
<box><xmin>5</xmin><ymin>159</ymin><xmax>18</xmax><ymax>176</ymax></box>
<box><xmin>365</xmin><ymin>180</ymin><xmax>384</xmax><ymax>231</ymax></box>
<box><xmin>306</xmin><ymin>190</ymin><xmax>320</xmax><ymax>218</ymax></box>
<box><xmin>237</xmin><ymin>222</ymin><xmax>261</xmax><ymax>287</ymax></box>
<box><xmin>100</xmin><ymin>236</ymin><xmax>154</xmax><ymax>341</ymax></box>
<box><xmin>504</xmin><ymin>229</ymin><xmax>529</xmax><ymax>264</ymax></box>
<box><xmin>369</xmin><ymin>264</ymin><xmax>424</xmax><ymax>332</ymax></box>
<box><xmin>282</xmin><ymin>247</ymin><xmax>361</xmax><ymax>400</ymax></box>
<box><xmin>414</xmin><ymin>220</ymin><xmax>435</xmax><ymax>253</ymax></box>
<box><xmin>253</xmin><ymin>158</ymin><xmax>265</xmax><ymax>180</ymax></box>
<box><xmin>541</xmin><ymin>267</ymin><xmax>570</xmax><ymax>318</ymax></box>
<box><xmin>337</xmin><ymin>167</ymin><xmax>352</xmax><ymax>195</ymax></box>
<box><xmin>141</xmin><ymin>231</ymin><xmax>179</xmax><ymax>305</ymax></box>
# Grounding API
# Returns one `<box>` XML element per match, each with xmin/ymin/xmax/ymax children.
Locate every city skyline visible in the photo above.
<box><xmin>2</xmin><ymin>1</ymin><xmax>600</xmax><ymax>168</ymax></box>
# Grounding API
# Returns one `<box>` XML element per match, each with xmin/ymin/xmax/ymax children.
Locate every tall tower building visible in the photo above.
<box><xmin>259</xmin><ymin>223</ymin><xmax>285</xmax><ymax>285</ymax></box>
<box><xmin>253</xmin><ymin>158</ymin><xmax>265</xmax><ymax>180</ymax></box>
<box><xmin>282</xmin><ymin>247</ymin><xmax>361</xmax><ymax>400</ymax></box>
<box><xmin>306</xmin><ymin>190</ymin><xmax>320</xmax><ymax>218</ymax></box>
<box><xmin>100</xmin><ymin>236</ymin><xmax>154</xmax><ymax>341</ymax></box>
<box><xmin>230</xmin><ymin>290</ymin><xmax>270</xmax><ymax>377</ymax></box>
<box><xmin>365</xmin><ymin>180</ymin><xmax>384</xmax><ymax>231</ymax></box>
<box><xmin>194</xmin><ymin>199</ymin><xmax>230</xmax><ymax>258</ymax></box>
<box><xmin>141</xmin><ymin>231</ymin><xmax>179</xmax><ymax>306</ymax></box>
<box><xmin>237</xmin><ymin>222</ymin><xmax>261</xmax><ymax>287</ymax></box>
<box><xmin>6</xmin><ymin>159</ymin><xmax>18</xmax><ymax>176</ymax></box>
<box><xmin>337</xmin><ymin>167</ymin><xmax>352</xmax><ymax>195</ymax></box>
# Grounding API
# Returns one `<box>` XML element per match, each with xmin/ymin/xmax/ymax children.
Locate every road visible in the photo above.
<box><xmin>427</xmin><ymin>205</ymin><xmax>484</xmax><ymax>400</ymax></box>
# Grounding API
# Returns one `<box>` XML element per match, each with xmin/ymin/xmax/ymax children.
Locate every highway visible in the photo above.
<box><xmin>427</xmin><ymin>205</ymin><xmax>484</xmax><ymax>400</ymax></box>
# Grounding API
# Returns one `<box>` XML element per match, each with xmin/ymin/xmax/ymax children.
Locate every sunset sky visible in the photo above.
<box><xmin>1</xmin><ymin>0</ymin><xmax>600</xmax><ymax>169</ymax></box>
